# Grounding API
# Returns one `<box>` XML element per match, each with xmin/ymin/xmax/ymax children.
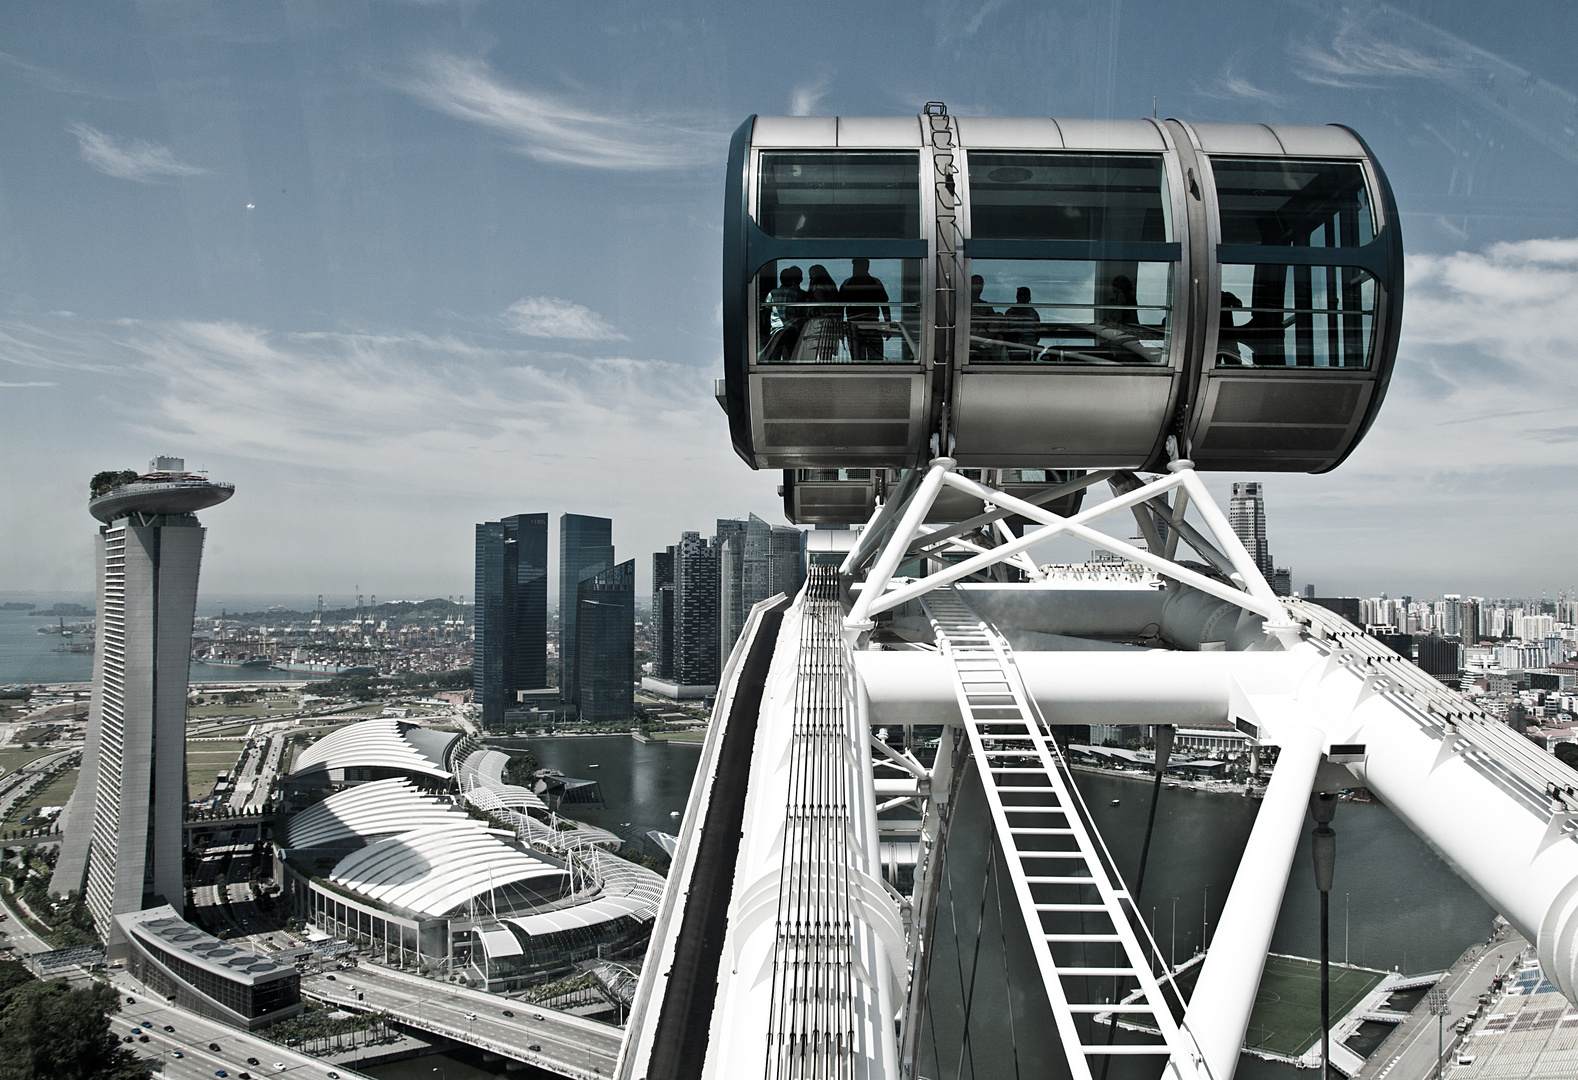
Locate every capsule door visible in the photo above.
<box><xmin>1176</xmin><ymin>122</ymin><xmax>1403</xmax><ymax>472</ymax></box>
<box><xmin>949</xmin><ymin>119</ymin><xmax>1189</xmax><ymax>469</ymax></box>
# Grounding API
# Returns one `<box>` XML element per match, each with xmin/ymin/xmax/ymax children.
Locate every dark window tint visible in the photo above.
<box><xmin>968</xmin><ymin>153</ymin><xmax>1170</xmax><ymax>242</ymax></box>
<box><xmin>968</xmin><ymin>259</ymin><xmax>1172</xmax><ymax>365</ymax></box>
<box><xmin>757</xmin><ymin>153</ymin><xmax>920</xmax><ymax>239</ymax></box>
<box><xmin>1212</xmin><ymin>159</ymin><xmax>1375</xmax><ymax>247</ymax></box>
<box><xmin>1219</xmin><ymin>264</ymin><xmax>1375</xmax><ymax>368</ymax></box>
<box><xmin>756</xmin><ymin>258</ymin><xmax>922</xmax><ymax>364</ymax></box>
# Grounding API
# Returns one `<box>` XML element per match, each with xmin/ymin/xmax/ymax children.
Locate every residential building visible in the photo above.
<box><xmin>653</xmin><ymin>546</ymin><xmax>675</xmax><ymax>680</ymax></box>
<box><xmin>473</xmin><ymin>513</ymin><xmax>548</xmax><ymax>728</ymax></box>
<box><xmin>674</xmin><ymin>531</ymin><xmax>720</xmax><ymax>687</ymax></box>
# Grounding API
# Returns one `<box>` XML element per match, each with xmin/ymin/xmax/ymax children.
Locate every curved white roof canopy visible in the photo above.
<box><xmin>329</xmin><ymin>824</ymin><xmax>568</xmax><ymax>919</ymax></box>
<box><xmin>287</xmin><ymin>777</ymin><xmax>476</xmax><ymax>849</ymax></box>
<box><xmin>504</xmin><ymin>848</ymin><xmax>664</xmax><ymax>937</ymax></box>
<box><xmin>292</xmin><ymin>718</ymin><xmax>459</xmax><ymax>782</ymax></box>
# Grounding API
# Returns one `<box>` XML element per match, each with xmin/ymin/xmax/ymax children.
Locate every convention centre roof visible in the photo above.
<box><xmin>291</xmin><ymin>718</ymin><xmax>460</xmax><ymax>782</ymax></box>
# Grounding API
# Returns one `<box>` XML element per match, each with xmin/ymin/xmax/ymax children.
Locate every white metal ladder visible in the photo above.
<box><xmin>920</xmin><ymin>586</ymin><xmax>1195</xmax><ymax>1080</ymax></box>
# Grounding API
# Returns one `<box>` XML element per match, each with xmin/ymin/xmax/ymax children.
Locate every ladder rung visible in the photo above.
<box><xmin>1008</xmin><ymin>828</ymin><xmax>1075</xmax><ymax>835</ymax></box>
<box><xmin>1060</xmin><ymin>967</ymin><xmax>1135</xmax><ymax>977</ymax></box>
<box><xmin>994</xmin><ymin>785</ymin><xmax>1055</xmax><ymax>792</ymax></box>
<box><xmin>991</xmin><ymin>767</ymin><xmax>1049</xmax><ymax>773</ymax></box>
<box><xmin>1019</xmin><ymin>852</ymin><xmax>1084</xmax><ymax>861</ymax></box>
<box><xmin>1035</xmin><ymin>904</ymin><xmax>1108</xmax><ymax>912</ymax></box>
<box><xmin>1045</xmin><ymin>934</ymin><xmax>1121</xmax><ymax>942</ymax></box>
<box><xmin>1068</xmin><ymin>1004</ymin><xmax>1158</xmax><ymax>1014</ymax></box>
<box><xmin>1025</xmin><ymin>876</ymin><xmax>1095</xmax><ymax>884</ymax></box>
<box><xmin>1082</xmin><ymin>1046</ymin><xmax>1174</xmax><ymax>1056</ymax></box>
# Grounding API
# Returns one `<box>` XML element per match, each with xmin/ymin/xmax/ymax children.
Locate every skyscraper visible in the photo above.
<box><xmin>1229</xmin><ymin>482</ymin><xmax>1273</xmax><ymax>579</ymax></box>
<box><xmin>473</xmin><ymin>514</ymin><xmax>548</xmax><ymax>728</ymax></box>
<box><xmin>674</xmin><ymin>531</ymin><xmax>720</xmax><ymax>687</ymax></box>
<box><xmin>717</xmin><ymin>514</ymin><xmax>805</xmax><ymax>666</ymax></box>
<box><xmin>559</xmin><ymin>514</ymin><xmax>613</xmax><ymax>708</ymax></box>
<box><xmin>652</xmin><ymin>547</ymin><xmax>675</xmax><ymax>680</ymax></box>
<box><xmin>51</xmin><ymin>458</ymin><xmax>233</xmax><ymax>951</ymax></box>
<box><xmin>575</xmin><ymin>559</ymin><xmax>635</xmax><ymax>723</ymax></box>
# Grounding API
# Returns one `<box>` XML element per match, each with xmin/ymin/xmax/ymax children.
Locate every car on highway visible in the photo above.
<box><xmin>209</xmin><ymin>1043</ymin><xmax>222</xmax><ymax>1051</ymax></box>
<box><xmin>141</xmin><ymin>1020</ymin><xmax>152</xmax><ymax>1027</ymax></box>
<box><xmin>465</xmin><ymin>1012</ymin><xmax>477</xmax><ymax>1020</ymax></box>
<box><xmin>324</xmin><ymin>974</ymin><xmax>335</xmax><ymax>980</ymax></box>
<box><xmin>533</xmin><ymin>1012</ymin><xmax>544</xmax><ymax>1020</ymax></box>
<box><xmin>238</xmin><ymin>1074</ymin><xmax>252</xmax><ymax>1080</ymax></box>
<box><xmin>214</xmin><ymin>1072</ymin><xmax>228</xmax><ymax>1078</ymax></box>
<box><xmin>122</xmin><ymin>1036</ymin><xmax>133</xmax><ymax>1043</ymax></box>
<box><xmin>327</xmin><ymin>1073</ymin><xmax>340</xmax><ymax>1079</ymax></box>
<box><xmin>126</xmin><ymin>996</ymin><xmax>136</xmax><ymax>1004</ymax></box>
<box><xmin>502</xmin><ymin>1009</ymin><xmax>514</xmax><ymax>1017</ymax></box>
<box><xmin>528</xmin><ymin>1044</ymin><xmax>541</xmax><ymax>1052</ymax></box>
<box><xmin>164</xmin><ymin>1025</ymin><xmax>174</xmax><ymax>1032</ymax></box>
<box><xmin>273</xmin><ymin>1064</ymin><xmax>286</xmax><ymax>1071</ymax></box>
<box><xmin>138</xmin><ymin>1035</ymin><xmax>149</xmax><ymax>1043</ymax></box>
<box><xmin>247</xmin><ymin>1058</ymin><xmax>259</xmax><ymax>1066</ymax></box>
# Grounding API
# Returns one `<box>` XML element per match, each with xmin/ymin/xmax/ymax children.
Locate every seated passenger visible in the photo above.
<box><xmin>763</xmin><ymin>266</ymin><xmax>810</xmax><ymax>362</ymax></box>
<box><xmin>840</xmin><ymin>258</ymin><xmax>891</xmax><ymax>363</ymax></box>
<box><xmin>805</xmin><ymin>264</ymin><xmax>844</xmax><ymax>362</ymax></box>
<box><xmin>1004</xmin><ymin>287</ymin><xmax>1040</xmax><ymax>361</ymax></box>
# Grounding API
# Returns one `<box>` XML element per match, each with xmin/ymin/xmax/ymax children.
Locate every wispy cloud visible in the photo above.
<box><xmin>68</xmin><ymin>122</ymin><xmax>204</xmax><ymax>183</ymax></box>
<box><xmin>789</xmin><ymin>76</ymin><xmax>830</xmax><ymax>117</ymax></box>
<box><xmin>1195</xmin><ymin>66</ymin><xmax>1285</xmax><ymax>106</ymax></box>
<box><xmin>403</xmin><ymin>53</ymin><xmax>719</xmax><ymax>170</ymax></box>
<box><xmin>0</xmin><ymin>380</ymin><xmax>55</xmax><ymax>388</ymax></box>
<box><xmin>1289</xmin><ymin>33</ymin><xmax>1454</xmax><ymax>90</ymax></box>
<box><xmin>504</xmin><ymin>297</ymin><xmax>626</xmax><ymax>341</ymax></box>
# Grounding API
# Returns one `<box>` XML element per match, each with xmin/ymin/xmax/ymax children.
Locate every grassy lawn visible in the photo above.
<box><xmin>1135</xmin><ymin>954</ymin><xmax>1385</xmax><ymax>1059</ymax></box>
<box><xmin>186</xmin><ymin>739</ymin><xmax>247</xmax><ymax>800</ymax></box>
<box><xmin>4</xmin><ymin>767</ymin><xmax>79</xmax><ymax>828</ymax></box>
<box><xmin>647</xmin><ymin>729</ymin><xmax>708</xmax><ymax>743</ymax></box>
<box><xmin>1245</xmin><ymin>955</ymin><xmax>1385</xmax><ymax>1057</ymax></box>
<box><xmin>0</xmin><ymin>746</ymin><xmax>61</xmax><ymax>776</ymax></box>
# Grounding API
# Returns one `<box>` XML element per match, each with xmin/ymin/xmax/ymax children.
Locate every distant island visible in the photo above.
<box><xmin>0</xmin><ymin>602</ymin><xmax>36</xmax><ymax>611</ymax></box>
<box><xmin>26</xmin><ymin>603</ymin><xmax>93</xmax><ymax>617</ymax></box>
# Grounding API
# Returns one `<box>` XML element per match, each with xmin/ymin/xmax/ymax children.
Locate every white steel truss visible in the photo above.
<box><xmin>921</xmin><ymin>585</ymin><xmax>1200</xmax><ymax>1079</ymax></box>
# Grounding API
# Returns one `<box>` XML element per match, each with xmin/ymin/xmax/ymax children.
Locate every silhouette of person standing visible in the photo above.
<box><xmin>765</xmin><ymin>265</ymin><xmax>810</xmax><ymax>362</ymax></box>
<box><xmin>840</xmin><ymin>258</ymin><xmax>891</xmax><ymax>363</ymax></box>
<box><xmin>969</xmin><ymin>274</ymin><xmax>1000</xmax><ymax>362</ymax></box>
<box><xmin>1005</xmin><ymin>286</ymin><xmax>1040</xmax><ymax>361</ymax></box>
<box><xmin>805</xmin><ymin>264</ymin><xmax>843</xmax><ymax>362</ymax></box>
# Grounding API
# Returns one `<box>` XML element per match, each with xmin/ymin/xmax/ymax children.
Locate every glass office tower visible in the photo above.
<box><xmin>559</xmin><ymin>514</ymin><xmax>614</xmax><ymax>709</ymax></box>
<box><xmin>575</xmin><ymin>559</ymin><xmax>635</xmax><ymax>723</ymax></box>
<box><xmin>473</xmin><ymin>513</ymin><xmax>548</xmax><ymax>728</ymax></box>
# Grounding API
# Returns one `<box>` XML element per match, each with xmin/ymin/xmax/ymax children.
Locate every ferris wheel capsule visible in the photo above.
<box><xmin>721</xmin><ymin>111</ymin><xmax>1402</xmax><ymax>485</ymax></box>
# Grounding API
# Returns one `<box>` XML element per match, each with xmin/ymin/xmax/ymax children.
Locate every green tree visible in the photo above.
<box><xmin>1556</xmin><ymin>742</ymin><xmax>1578</xmax><ymax>771</ymax></box>
<box><xmin>0</xmin><ymin>964</ymin><xmax>147</xmax><ymax>1080</ymax></box>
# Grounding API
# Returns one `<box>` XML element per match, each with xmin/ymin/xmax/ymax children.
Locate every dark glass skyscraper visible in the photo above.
<box><xmin>473</xmin><ymin>514</ymin><xmax>548</xmax><ymax>728</ymax></box>
<box><xmin>653</xmin><ymin>547</ymin><xmax>675</xmax><ymax>680</ymax></box>
<box><xmin>576</xmin><ymin>559</ymin><xmax>635</xmax><ymax>723</ymax></box>
<box><xmin>674</xmin><ymin>531</ymin><xmax>720</xmax><ymax>686</ymax></box>
<box><xmin>559</xmin><ymin>514</ymin><xmax>614</xmax><ymax>708</ymax></box>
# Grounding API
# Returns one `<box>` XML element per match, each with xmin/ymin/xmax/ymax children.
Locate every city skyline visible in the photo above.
<box><xmin>0</xmin><ymin>3</ymin><xmax>1575</xmax><ymax>601</ymax></box>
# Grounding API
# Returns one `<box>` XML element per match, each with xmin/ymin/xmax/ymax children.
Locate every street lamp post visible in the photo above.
<box><xmin>1428</xmin><ymin>986</ymin><xmax>1451</xmax><ymax>1079</ymax></box>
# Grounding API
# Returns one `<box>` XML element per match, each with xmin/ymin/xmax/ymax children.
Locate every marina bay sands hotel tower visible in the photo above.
<box><xmin>51</xmin><ymin>457</ymin><xmax>233</xmax><ymax>951</ymax></box>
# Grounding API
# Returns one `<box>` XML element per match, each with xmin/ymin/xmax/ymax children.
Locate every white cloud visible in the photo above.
<box><xmin>0</xmin><ymin>380</ymin><xmax>55</xmax><ymax>388</ymax></box>
<box><xmin>403</xmin><ymin>54</ymin><xmax>719</xmax><ymax>170</ymax></box>
<box><xmin>962</xmin><ymin>0</ymin><xmax>1010</xmax><ymax>36</ymax></box>
<box><xmin>68</xmin><ymin>122</ymin><xmax>204</xmax><ymax>183</ymax></box>
<box><xmin>1195</xmin><ymin>66</ymin><xmax>1285</xmax><ymax>106</ymax></box>
<box><xmin>789</xmin><ymin>76</ymin><xmax>829</xmax><ymax>117</ymax></box>
<box><xmin>504</xmin><ymin>297</ymin><xmax>626</xmax><ymax>341</ymax></box>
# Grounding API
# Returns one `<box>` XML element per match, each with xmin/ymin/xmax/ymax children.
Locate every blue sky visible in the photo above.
<box><xmin>1</xmin><ymin>0</ymin><xmax>1575</xmax><ymax>603</ymax></box>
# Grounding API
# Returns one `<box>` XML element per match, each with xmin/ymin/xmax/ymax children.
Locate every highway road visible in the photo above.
<box><xmin>110</xmin><ymin>976</ymin><xmax>370</xmax><ymax>1080</ymax></box>
<box><xmin>302</xmin><ymin>964</ymin><xmax>622</xmax><ymax>1079</ymax></box>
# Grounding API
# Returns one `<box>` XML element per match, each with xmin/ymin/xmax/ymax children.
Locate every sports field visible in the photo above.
<box><xmin>185</xmin><ymin>739</ymin><xmax>246</xmax><ymax>801</ymax></box>
<box><xmin>1134</xmin><ymin>954</ymin><xmax>1386</xmax><ymax>1059</ymax></box>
